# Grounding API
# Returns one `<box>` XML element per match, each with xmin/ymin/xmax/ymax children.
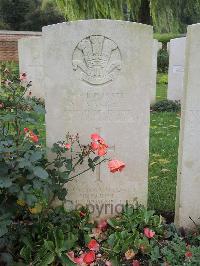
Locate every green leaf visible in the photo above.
<box><xmin>54</xmin><ymin>228</ymin><xmax>64</xmax><ymax>252</ymax></box>
<box><xmin>60</xmin><ymin>255</ymin><xmax>76</xmax><ymax>266</ymax></box>
<box><xmin>57</xmin><ymin>188</ymin><xmax>67</xmax><ymax>201</ymax></box>
<box><xmin>0</xmin><ymin>253</ymin><xmax>13</xmax><ymax>265</ymax></box>
<box><xmin>21</xmin><ymin>236</ymin><xmax>34</xmax><ymax>250</ymax></box>
<box><xmin>18</xmin><ymin>158</ymin><xmax>31</xmax><ymax>168</ymax></box>
<box><xmin>30</xmin><ymin>151</ymin><xmax>43</xmax><ymax>162</ymax></box>
<box><xmin>33</xmin><ymin>245</ymin><xmax>49</xmax><ymax>264</ymax></box>
<box><xmin>23</xmin><ymin>184</ymin><xmax>32</xmax><ymax>193</ymax></box>
<box><xmin>44</xmin><ymin>240</ymin><xmax>55</xmax><ymax>252</ymax></box>
<box><xmin>88</xmin><ymin>158</ymin><xmax>95</xmax><ymax>171</ymax></box>
<box><xmin>8</xmin><ymin>184</ymin><xmax>20</xmax><ymax>193</ymax></box>
<box><xmin>0</xmin><ymin>177</ymin><xmax>12</xmax><ymax>188</ymax></box>
<box><xmin>0</xmin><ymin>214</ymin><xmax>11</xmax><ymax>238</ymax></box>
<box><xmin>93</xmin><ymin>156</ymin><xmax>100</xmax><ymax>162</ymax></box>
<box><xmin>84</xmin><ymin>233</ymin><xmax>91</xmax><ymax>244</ymax></box>
<box><xmin>110</xmin><ymin>256</ymin><xmax>121</xmax><ymax>266</ymax></box>
<box><xmin>64</xmin><ymin>233</ymin><xmax>78</xmax><ymax>250</ymax></box>
<box><xmin>33</xmin><ymin>166</ymin><xmax>48</xmax><ymax>179</ymax></box>
<box><xmin>0</xmin><ymin>224</ymin><xmax>8</xmax><ymax>238</ymax></box>
<box><xmin>20</xmin><ymin>246</ymin><xmax>31</xmax><ymax>263</ymax></box>
<box><xmin>33</xmin><ymin>104</ymin><xmax>45</xmax><ymax>114</ymax></box>
<box><xmin>113</xmin><ymin>241</ymin><xmax>121</xmax><ymax>254</ymax></box>
<box><xmin>107</xmin><ymin>218</ymin><xmax>119</xmax><ymax>229</ymax></box>
<box><xmin>0</xmin><ymin>163</ymin><xmax>9</xmax><ymax>175</ymax></box>
<box><xmin>37</xmin><ymin>252</ymin><xmax>55</xmax><ymax>266</ymax></box>
<box><xmin>25</xmin><ymin>194</ymin><xmax>37</xmax><ymax>206</ymax></box>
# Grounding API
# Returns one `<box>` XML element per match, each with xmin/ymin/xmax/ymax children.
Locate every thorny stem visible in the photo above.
<box><xmin>68</xmin><ymin>158</ymin><xmax>108</xmax><ymax>181</ymax></box>
<box><xmin>189</xmin><ymin>216</ymin><xmax>200</xmax><ymax>232</ymax></box>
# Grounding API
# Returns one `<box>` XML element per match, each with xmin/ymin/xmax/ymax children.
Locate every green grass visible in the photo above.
<box><xmin>148</xmin><ymin>73</ymin><xmax>180</xmax><ymax>213</ymax></box>
<box><xmin>156</xmin><ymin>73</ymin><xmax>168</xmax><ymax>101</ymax></box>
<box><xmin>148</xmin><ymin>112</ymin><xmax>180</xmax><ymax>212</ymax></box>
<box><xmin>153</xmin><ymin>33</ymin><xmax>185</xmax><ymax>43</ymax></box>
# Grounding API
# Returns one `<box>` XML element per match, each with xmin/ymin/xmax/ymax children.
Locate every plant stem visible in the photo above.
<box><xmin>68</xmin><ymin>158</ymin><xmax>108</xmax><ymax>181</ymax></box>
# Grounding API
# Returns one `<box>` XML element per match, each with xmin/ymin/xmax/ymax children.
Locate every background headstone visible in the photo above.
<box><xmin>18</xmin><ymin>36</ymin><xmax>44</xmax><ymax>99</ymax></box>
<box><xmin>167</xmin><ymin>37</ymin><xmax>186</xmax><ymax>102</ymax></box>
<box><xmin>43</xmin><ymin>20</ymin><xmax>153</xmax><ymax>219</ymax></box>
<box><xmin>151</xmin><ymin>39</ymin><xmax>160</xmax><ymax>104</ymax></box>
<box><xmin>175</xmin><ymin>24</ymin><xmax>200</xmax><ymax>228</ymax></box>
<box><xmin>167</xmin><ymin>42</ymin><xmax>170</xmax><ymax>53</ymax></box>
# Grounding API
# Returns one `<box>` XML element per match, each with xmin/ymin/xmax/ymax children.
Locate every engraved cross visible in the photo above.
<box><xmin>95</xmin><ymin>127</ymin><xmax>115</xmax><ymax>182</ymax></box>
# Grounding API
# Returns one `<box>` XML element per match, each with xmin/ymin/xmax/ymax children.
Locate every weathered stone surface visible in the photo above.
<box><xmin>43</xmin><ymin>20</ymin><xmax>153</xmax><ymax>218</ymax></box>
<box><xmin>18</xmin><ymin>37</ymin><xmax>44</xmax><ymax>98</ymax></box>
<box><xmin>167</xmin><ymin>37</ymin><xmax>186</xmax><ymax>101</ymax></box>
<box><xmin>175</xmin><ymin>25</ymin><xmax>200</xmax><ymax>228</ymax></box>
<box><xmin>151</xmin><ymin>39</ymin><xmax>159</xmax><ymax>104</ymax></box>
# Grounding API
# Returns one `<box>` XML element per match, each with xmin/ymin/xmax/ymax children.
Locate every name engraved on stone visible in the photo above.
<box><xmin>172</xmin><ymin>65</ymin><xmax>184</xmax><ymax>73</ymax></box>
<box><xmin>72</xmin><ymin>35</ymin><xmax>121</xmax><ymax>85</ymax></box>
<box><xmin>63</xmin><ymin>110</ymin><xmax>136</xmax><ymax>122</ymax></box>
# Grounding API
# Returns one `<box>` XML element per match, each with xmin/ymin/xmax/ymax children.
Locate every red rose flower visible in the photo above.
<box><xmin>65</xmin><ymin>143</ymin><xmax>71</xmax><ymax>150</ymax></box>
<box><xmin>90</xmin><ymin>133</ymin><xmax>108</xmax><ymax>156</ymax></box>
<box><xmin>91</xmin><ymin>133</ymin><xmax>104</xmax><ymax>143</ymax></box>
<box><xmin>83</xmin><ymin>251</ymin><xmax>96</xmax><ymax>264</ymax></box>
<box><xmin>29</xmin><ymin>131</ymin><xmax>39</xmax><ymax>143</ymax></box>
<box><xmin>185</xmin><ymin>251</ymin><xmax>193</xmax><ymax>258</ymax></box>
<box><xmin>24</xmin><ymin>127</ymin><xmax>29</xmax><ymax>133</ymax></box>
<box><xmin>144</xmin><ymin>228</ymin><xmax>155</xmax><ymax>239</ymax></box>
<box><xmin>108</xmin><ymin>159</ymin><xmax>125</xmax><ymax>173</ymax></box>
<box><xmin>79</xmin><ymin>211</ymin><xmax>86</xmax><ymax>218</ymax></box>
<box><xmin>97</xmin><ymin>143</ymin><xmax>108</xmax><ymax>156</ymax></box>
<box><xmin>91</xmin><ymin>142</ymin><xmax>99</xmax><ymax>151</ymax></box>
<box><xmin>132</xmin><ymin>260</ymin><xmax>140</xmax><ymax>266</ymax></box>
<box><xmin>87</xmin><ymin>239</ymin><xmax>100</xmax><ymax>252</ymax></box>
<box><xmin>20</xmin><ymin>72</ymin><xmax>27</xmax><ymax>81</ymax></box>
<box><xmin>97</xmin><ymin>219</ymin><xmax>108</xmax><ymax>231</ymax></box>
<box><xmin>67</xmin><ymin>251</ymin><xmax>85</xmax><ymax>264</ymax></box>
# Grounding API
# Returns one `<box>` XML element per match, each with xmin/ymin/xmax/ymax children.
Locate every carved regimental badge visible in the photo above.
<box><xmin>72</xmin><ymin>35</ymin><xmax>121</xmax><ymax>85</ymax></box>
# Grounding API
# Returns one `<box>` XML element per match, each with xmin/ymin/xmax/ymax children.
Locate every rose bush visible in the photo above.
<box><xmin>0</xmin><ymin>64</ymin><xmax>199</xmax><ymax>265</ymax></box>
<box><xmin>0</xmin><ymin>64</ymin><xmax>125</xmax><ymax>265</ymax></box>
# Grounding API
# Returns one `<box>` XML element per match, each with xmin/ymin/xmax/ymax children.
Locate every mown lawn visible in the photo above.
<box><xmin>148</xmin><ymin>73</ymin><xmax>180</xmax><ymax>213</ymax></box>
<box><xmin>156</xmin><ymin>73</ymin><xmax>168</xmax><ymax>101</ymax></box>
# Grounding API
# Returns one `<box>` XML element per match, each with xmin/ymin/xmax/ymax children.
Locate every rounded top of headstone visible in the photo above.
<box><xmin>42</xmin><ymin>19</ymin><xmax>152</xmax><ymax>32</ymax></box>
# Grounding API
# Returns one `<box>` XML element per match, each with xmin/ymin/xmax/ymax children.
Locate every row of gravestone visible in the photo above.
<box><xmin>17</xmin><ymin>20</ymin><xmax>200</xmax><ymax>228</ymax></box>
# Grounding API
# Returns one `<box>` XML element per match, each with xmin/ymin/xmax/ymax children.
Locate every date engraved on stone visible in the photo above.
<box><xmin>72</xmin><ymin>35</ymin><xmax>121</xmax><ymax>85</ymax></box>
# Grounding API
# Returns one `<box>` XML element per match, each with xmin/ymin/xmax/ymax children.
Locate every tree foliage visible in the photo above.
<box><xmin>42</xmin><ymin>0</ymin><xmax>142</xmax><ymax>21</ymax></box>
<box><xmin>42</xmin><ymin>0</ymin><xmax>200</xmax><ymax>33</ymax></box>
<box><xmin>1</xmin><ymin>0</ymin><xmax>200</xmax><ymax>33</ymax></box>
<box><xmin>0</xmin><ymin>0</ymin><xmax>64</xmax><ymax>31</ymax></box>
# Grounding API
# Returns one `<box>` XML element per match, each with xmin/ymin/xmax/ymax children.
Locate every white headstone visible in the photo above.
<box><xmin>167</xmin><ymin>37</ymin><xmax>186</xmax><ymax>102</ymax></box>
<box><xmin>43</xmin><ymin>20</ymin><xmax>153</xmax><ymax>219</ymax></box>
<box><xmin>175</xmin><ymin>24</ymin><xmax>200</xmax><ymax>228</ymax></box>
<box><xmin>151</xmin><ymin>39</ymin><xmax>159</xmax><ymax>104</ymax></box>
<box><xmin>18</xmin><ymin>37</ymin><xmax>44</xmax><ymax>99</ymax></box>
<box><xmin>167</xmin><ymin>42</ymin><xmax>170</xmax><ymax>53</ymax></box>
